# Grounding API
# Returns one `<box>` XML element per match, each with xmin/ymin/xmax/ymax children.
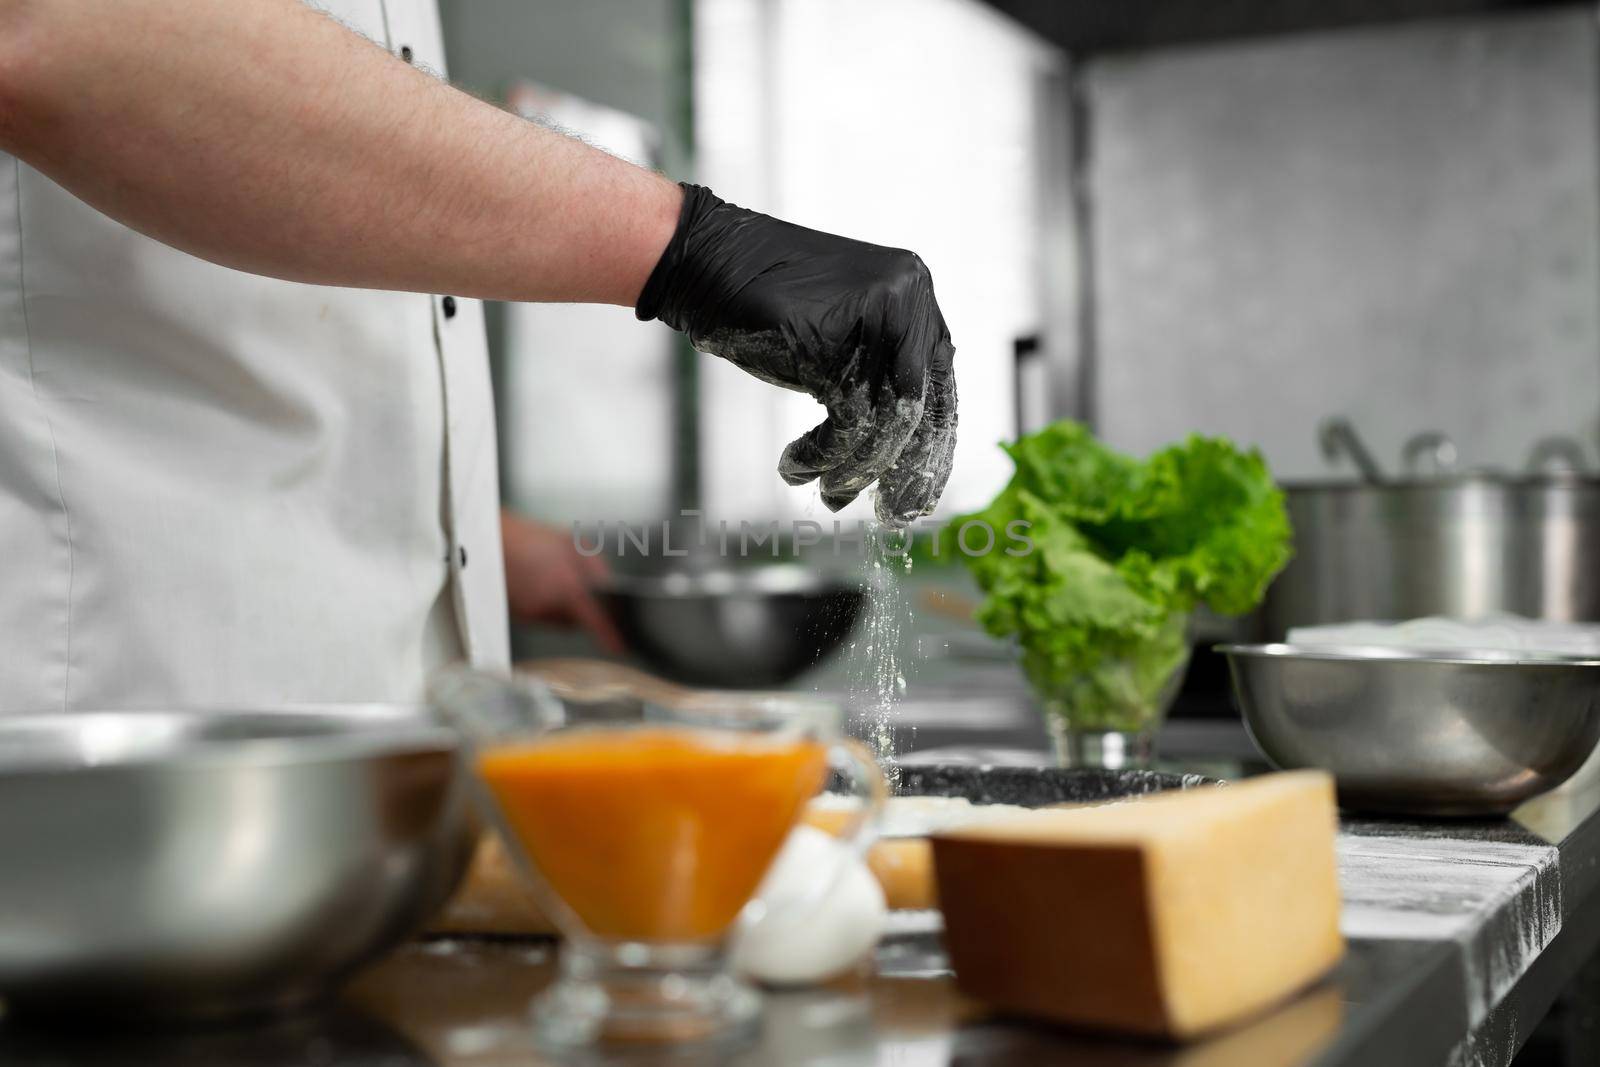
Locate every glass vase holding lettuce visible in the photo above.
<box><xmin>947</xmin><ymin>422</ymin><xmax>1292</xmax><ymax>770</ymax></box>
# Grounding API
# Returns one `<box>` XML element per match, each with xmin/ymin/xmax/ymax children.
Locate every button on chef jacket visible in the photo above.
<box><xmin>0</xmin><ymin>0</ymin><xmax>510</xmax><ymax>713</ymax></box>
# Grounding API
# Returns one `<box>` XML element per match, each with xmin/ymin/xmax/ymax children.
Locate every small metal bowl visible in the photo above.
<box><xmin>599</xmin><ymin>566</ymin><xmax>866</xmax><ymax>689</ymax></box>
<box><xmin>1220</xmin><ymin>644</ymin><xmax>1600</xmax><ymax>816</ymax></box>
<box><xmin>0</xmin><ymin>707</ymin><xmax>474</xmax><ymax>1021</ymax></box>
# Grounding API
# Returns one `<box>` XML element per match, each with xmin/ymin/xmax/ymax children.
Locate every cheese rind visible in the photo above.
<box><xmin>931</xmin><ymin>771</ymin><xmax>1344</xmax><ymax>1039</ymax></box>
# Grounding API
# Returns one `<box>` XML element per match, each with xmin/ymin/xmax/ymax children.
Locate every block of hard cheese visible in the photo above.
<box><xmin>931</xmin><ymin>771</ymin><xmax>1343</xmax><ymax>1040</ymax></box>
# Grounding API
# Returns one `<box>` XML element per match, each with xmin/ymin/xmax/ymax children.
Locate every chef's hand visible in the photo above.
<box><xmin>636</xmin><ymin>184</ymin><xmax>957</xmax><ymax>526</ymax></box>
<box><xmin>500</xmin><ymin>513</ymin><xmax>624</xmax><ymax>654</ymax></box>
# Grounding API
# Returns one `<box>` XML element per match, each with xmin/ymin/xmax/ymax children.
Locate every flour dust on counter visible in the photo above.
<box><xmin>1336</xmin><ymin>827</ymin><xmax>1561</xmax><ymax>1031</ymax></box>
<box><xmin>845</xmin><ymin>513</ymin><xmax>912</xmax><ymax>790</ymax></box>
<box><xmin>1450</xmin><ymin>1006</ymin><xmax>1523</xmax><ymax>1067</ymax></box>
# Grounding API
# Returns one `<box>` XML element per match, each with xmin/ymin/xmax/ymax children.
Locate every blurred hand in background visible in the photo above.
<box><xmin>500</xmin><ymin>513</ymin><xmax>625</xmax><ymax>654</ymax></box>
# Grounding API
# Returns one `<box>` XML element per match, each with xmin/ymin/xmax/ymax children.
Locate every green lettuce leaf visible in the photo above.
<box><xmin>944</xmin><ymin>421</ymin><xmax>1292</xmax><ymax>731</ymax></box>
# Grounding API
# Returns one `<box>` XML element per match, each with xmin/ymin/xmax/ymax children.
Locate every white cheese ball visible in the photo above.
<box><xmin>731</xmin><ymin>826</ymin><xmax>886</xmax><ymax>987</ymax></box>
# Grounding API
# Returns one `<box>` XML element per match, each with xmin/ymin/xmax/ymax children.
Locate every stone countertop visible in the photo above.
<box><xmin>5</xmin><ymin>755</ymin><xmax>1598</xmax><ymax>1067</ymax></box>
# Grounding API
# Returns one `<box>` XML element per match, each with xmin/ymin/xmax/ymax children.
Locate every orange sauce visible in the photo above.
<box><xmin>478</xmin><ymin>727</ymin><xmax>828</xmax><ymax>942</ymax></box>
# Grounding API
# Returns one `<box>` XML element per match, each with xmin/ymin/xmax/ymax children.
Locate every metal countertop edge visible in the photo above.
<box><xmin>1307</xmin><ymin>777</ymin><xmax>1600</xmax><ymax>1067</ymax></box>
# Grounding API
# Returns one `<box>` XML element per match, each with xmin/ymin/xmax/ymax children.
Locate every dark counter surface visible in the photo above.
<box><xmin>4</xmin><ymin>741</ymin><xmax>1598</xmax><ymax>1067</ymax></box>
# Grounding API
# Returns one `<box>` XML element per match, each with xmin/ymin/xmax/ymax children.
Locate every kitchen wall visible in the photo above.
<box><xmin>1083</xmin><ymin>7</ymin><xmax>1600</xmax><ymax>481</ymax></box>
<box><xmin>437</xmin><ymin>0</ymin><xmax>690</xmax><ymax>525</ymax></box>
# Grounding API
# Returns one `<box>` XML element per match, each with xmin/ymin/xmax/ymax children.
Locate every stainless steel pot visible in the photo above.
<box><xmin>0</xmin><ymin>707</ymin><xmax>474</xmax><ymax>1021</ymax></box>
<box><xmin>1261</xmin><ymin>473</ymin><xmax>1600</xmax><ymax>637</ymax></box>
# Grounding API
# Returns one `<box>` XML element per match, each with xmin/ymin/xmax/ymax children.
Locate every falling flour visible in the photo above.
<box><xmin>845</xmin><ymin>513</ymin><xmax>913</xmax><ymax>790</ymax></box>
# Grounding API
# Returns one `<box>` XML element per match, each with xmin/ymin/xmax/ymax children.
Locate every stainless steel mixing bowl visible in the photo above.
<box><xmin>0</xmin><ymin>706</ymin><xmax>474</xmax><ymax>1020</ymax></box>
<box><xmin>599</xmin><ymin>565</ymin><xmax>866</xmax><ymax>688</ymax></box>
<box><xmin>1221</xmin><ymin>644</ymin><xmax>1600</xmax><ymax>815</ymax></box>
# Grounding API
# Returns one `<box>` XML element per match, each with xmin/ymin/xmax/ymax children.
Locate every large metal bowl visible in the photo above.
<box><xmin>0</xmin><ymin>707</ymin><xmax>474</xmax><ymax>1020</ymax></box>
<box><xmin>1221</xmin><ymin>644</ymin><xmax>1600</xmax><ymax>815</ymax></box>
<box><xmin>599</xmin><ymin>566</ymin><xmax>866</xmax><ymax>688</ymax></box>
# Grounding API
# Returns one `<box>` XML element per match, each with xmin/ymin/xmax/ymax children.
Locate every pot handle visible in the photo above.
<box><xmin>1318</xmin><ymin>417</ymin><xmax>1387</xmax><ymax>484</ymax></box>
<box><xmin>1402</xmin><ymin>431</ymin><xmax>1459</xmax><ymax>479</ymax></box>
<box><xmin>1525</xmin><ymin>436</ymin><xmax>1590</xmax><ymax>477</ymax></box>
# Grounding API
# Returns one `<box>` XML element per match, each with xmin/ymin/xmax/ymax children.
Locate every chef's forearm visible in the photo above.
<box><xmin>0</xmin><ymin>0</ymin><xmax>680</xmax><ymax>306</ymax></box>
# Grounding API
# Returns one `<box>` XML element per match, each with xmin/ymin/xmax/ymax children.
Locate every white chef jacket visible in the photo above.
<box><xmin>0</xmin><ymin>0</ymin><xmax>510</xmax><ymax>712</ymax></box>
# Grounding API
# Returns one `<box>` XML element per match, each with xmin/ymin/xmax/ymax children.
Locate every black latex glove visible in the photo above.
<box><xmin>636</xmin><ymin>183</ymin><xmax>957</xmax><ymax>526</ymax></box>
